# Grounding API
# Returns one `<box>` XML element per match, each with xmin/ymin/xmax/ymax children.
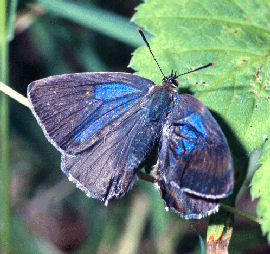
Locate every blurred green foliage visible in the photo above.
<box><xmin>3</xmin><ymin>0</ymin><xmax>270</xmax><ymax>253</ymax></box>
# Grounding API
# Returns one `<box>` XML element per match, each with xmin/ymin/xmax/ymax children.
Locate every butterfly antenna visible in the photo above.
<box><xmin>137</xmin><ymin>28</ymin><xmax>165</xmax><ymax>78</ymax></box>
<box><xmin>176</xmin><ymin>62</ymin><xmax>215</xmax><ymax>78</ymax></box>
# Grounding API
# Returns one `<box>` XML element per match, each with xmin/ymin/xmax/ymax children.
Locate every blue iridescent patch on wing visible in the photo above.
<box><xmin>177</xmin><ymin>113</ymin><xmax>208</xmax><ymax>138</ymax></box>
<box><xmin>176</xmin><ymin>140</ymin><xmax>196</xmax><ymax>154</ymax></box>
<box><xmin>186</xmin><ymin>113</ymin><xmax>208</xmax><ymax>137</ymax></box>
<box><xmin>74</xmin><ymin>94</ymin><xmax>141</xmax><ymax>143</ymax></box>
<box><xmin>175</xmin><ymin>124</ymin><xmax>198</xmax><ymax>155</ymax></box>
<box><xmin>182</xmin><ymin>140</ymin><xmax>195</xmax><ymax>152</ymax></box>
<box><xmin>94</xmin><ymin>83</ymin><xmax>140</xmax><ymax>100</ymax></box>
<box><xmin>179</xmin><ymin>125</ymin><xmax>197</xmax><ymax>139</ymax></box>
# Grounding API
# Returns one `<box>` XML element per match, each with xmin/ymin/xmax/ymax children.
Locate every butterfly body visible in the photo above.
<box><xmin>28</xmin><ymin>71</ymin><xmax>233</xmax><ymax>219</ymax></box>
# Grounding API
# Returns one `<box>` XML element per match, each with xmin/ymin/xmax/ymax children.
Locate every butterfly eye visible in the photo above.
<box><xmin>169</xmin><ymin>79</ymin><xmax>178</xmax><ymax>88</ymax></box>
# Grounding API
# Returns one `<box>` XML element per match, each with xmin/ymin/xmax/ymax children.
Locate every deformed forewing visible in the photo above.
<box><xmin>27</xmin><ymin>72</ymin><xmax>155</xmax><ymax>155</ymax></box>
<box><xmin>157</xmin><ymin>94</ymin><xmax>233</xmax><ymax>200</ymax></box>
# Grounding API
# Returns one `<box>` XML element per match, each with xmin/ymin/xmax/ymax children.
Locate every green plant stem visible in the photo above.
<box><xmin>0</xmin><ymin>0</ymin><xmax>11</xmax><ymax>253</ymax></box>
<box><xmin>220</xmin><ymin>203</ymin><xmax>261</xmax><ymax>224</ymax></box>
<box><xmin>7</xmin><ymin>0</ymin><xmax>18</xmax><ymax>41</ymax></box>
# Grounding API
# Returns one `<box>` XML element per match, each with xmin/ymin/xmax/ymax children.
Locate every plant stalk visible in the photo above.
<box><xmin>0</xmin><ymin>0</ymin><xmax>11</xmax><ymax>253</ymax></box>
<box><xmin>220</xmin><ymin>203</ymin><xmax>261</xmax><ymax>224</ymax></box>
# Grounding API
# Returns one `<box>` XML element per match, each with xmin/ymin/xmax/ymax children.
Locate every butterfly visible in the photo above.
<box><xmin>27</xmin><ymin>29</ymin><xmax>233</xmax><ymax>219</ymax></box>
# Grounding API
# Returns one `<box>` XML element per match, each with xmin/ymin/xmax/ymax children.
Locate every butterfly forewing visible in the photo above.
<box><xmin>28</xmin><ymin>73</ymin><xmax>173</xmax><ymax>202</ymax></box>
<box><xmin>61</xmin><ymin>86</ymin><xmax>171</xmax><ymax>202</ymax></box>
<box><xmin>27</xmin><ymin>72</ymin><xmax>155</xmax><ymax>155</ymax></box>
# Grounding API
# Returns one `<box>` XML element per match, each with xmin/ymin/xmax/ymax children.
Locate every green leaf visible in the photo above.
<box><xmin>130</xmin><ymin>0</ymin><xmax>270</xmax><ymax>153</ymax></box>
<box><xmin>250</xmin><ymin>138</ymin><xmax>270</xmax><ymax>241</ymax></box>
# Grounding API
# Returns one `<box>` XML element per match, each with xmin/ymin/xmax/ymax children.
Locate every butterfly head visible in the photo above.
<box><xmin>162</xmin><ymin>70</ymin><xmax>179</xmax><ymax>88</ymax></box>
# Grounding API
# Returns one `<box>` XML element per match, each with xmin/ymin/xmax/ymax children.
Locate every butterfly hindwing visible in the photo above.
<box><xmin>27</xmin><ymin>72</ymin><xmax>155</xmax><ymax>155</ymax></box>
<box><xmin>158</xmin><ymin>179</ymin><xmax>219</xmax><ymax>219</ymax></box>
<box><xmin>62</xmin><ymin>87</ymin><xmax>171</xmax><ymax>202</ymax></box>
<box><xmin>157</xmin><ymin>94</ymin><xmax>233</xmax><ymax>204</ymax></box>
